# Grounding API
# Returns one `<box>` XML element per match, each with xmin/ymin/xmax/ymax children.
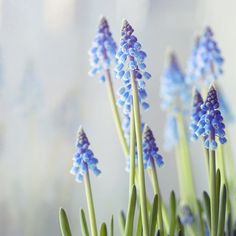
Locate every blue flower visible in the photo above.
<box><xmin>193</xmin><ymin>85</ymin><xmax>227</xmax><ymax>150</ymax></box>
<box><xmin>186</xmin><ymin>27</ymin><xmax>224</xmax><ymax>85</ymax></box>
<box><xmin>217</xmin><ymin>86</ymin><xmax>234</xmax><ymax>123</ymax></box>
<box><xmin>70</xmin><ymin>126</ymin><xmax>101</xmax><ymax>182</ymax></box>
<box><xmin>164</xmin><ymin>114</ymin><xmax>179</xmax><ymax>151</ymax></box>
<box><xmin>88</xmin><ymin>16</ymin><xmax>117</xmax><ymax>82</ymax></box>
<box><xmin>143</xmin><ymin>125</ymin><xmax>164</xmax><ymax>169</ymax></box>
<box><xmin>116</xmin><ymin>20</ymin><xmax>151</xmax><ymax>115</ymax></box>
<box><xmin>160</xmin><ymin>52</ymin><xmax>191</xmax><ymax>113</ymax></box>
<box><xmin>189</xmin><ymin>90</ymin><xmax>206</xmax><ymax>141</ymax></box>
<box><xmin>180</xmin><ymin>205</ymin><xmax>194</xmax><ymax>225</ymax></box>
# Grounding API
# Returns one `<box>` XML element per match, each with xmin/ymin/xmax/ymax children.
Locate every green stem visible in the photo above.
<box><xmin>84</xmin><ymin>171</ymin><xmax>98</xmax><ymax>236</ymax></box>
<box><xmin>176</xmin><ymin>113</ymin><xmax>197</xmax><ymax>214</ymax></box>
<box><xmin>209</xmin><ymin>145</ymin><xmax>217</xmax><ymax>236</ymax></box>
<box><xmin>131</xmin><ymin>70</ymin><xmax>149</xmax><ymax>236</ymax></box>
<box><xmin>129</xmin><ymin>110</ymin><xmax>136</xmax><ymax>192</ymax></box>
<box><xmin>105</xmin><ymin>69</ymin><xmax>129</xmax><ymax>156</ymax></box>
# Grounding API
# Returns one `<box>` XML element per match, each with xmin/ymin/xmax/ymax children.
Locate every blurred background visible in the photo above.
<box><xmin>0</xmin><ymin>0</ymin><xmax>235</xmax><ymax>235</ymax></box>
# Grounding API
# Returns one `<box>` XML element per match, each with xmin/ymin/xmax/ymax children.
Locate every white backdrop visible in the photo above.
<box><xmin>0</xmin><ymin>0</ymin><xmax>235</xmax><ymax>235</ymax></box>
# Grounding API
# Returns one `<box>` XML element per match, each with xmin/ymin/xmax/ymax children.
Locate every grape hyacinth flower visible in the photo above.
<box><xmin>70</xmin><ymin>126</ymin><xmax>101</xmax><ymax>182</ymax></box>
<box><xmin>193</xmin><ymin>85</ymin><xmax>227</xmax><ymax>150</ymax></box>
<box><xmin>217</xmin><ymin>86</ymin><xmax>234</xmax><ymax>123</ymax></box>
<box><xmin>116</xmin><ymin>20</ymin><xmax>151</xmax><ymax>115</ymax></box>
<box><xmin>189</xmin><ymin>90</ymin><xmax>205</xmax><ymax>141</ymax></box>
<box><xmin>143</xmin><ymin>125</ymin><xmax>164</xmax><ymax>169</ymax></box>
<box><xmin>180</xmin><ymin>205</ymin><xmax>194</xmax><ymax>225</ymax></box>
<box><xmin>160</xmin><ymin>52</ymin><xmax>191</xmax><ymax>113</ymax></box>
<box><xmin>116</xmin><ymin>20</ymin><xmax>150</xmax><ymax>235</ymax></box>
<box><xmin>186</xmin><ymin>27</ymin><xmax>224</xmax><ymax>85</ymax></box>
<box><xmin>88</xmin><ymin>16</ymin><xmax>117</xmax><ymax>82</ymax></box>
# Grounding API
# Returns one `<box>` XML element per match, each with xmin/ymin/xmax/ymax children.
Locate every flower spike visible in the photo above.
<box><xmin>189</xmin><ymin>90</ymin><xmax>206</xmax><ymax>141</ymax></box>
<box><xmin>143</xmin><ymin>125</ymin><xmax>164</xmax><ymax>168</ymax></box>
<box><xmin>116</xmin><ymin>19</ymin><xmax>151</xmax><ymax>115</ymax></box>
<box><xmin>70</xmin><ymin>126</ymin><xmax>101</xmax><ymax>182</ymax></box>
<box><xmin>193</xmin><ymin>85</ymin><xmax>227</xmax><ymax>149</ymax></box>
<box><xmin>186</xmin><ymin>27</ymin><xmax>224</xmax><ymax>85</ymax></box>
<box><xmin>88</xmin><ymin>16</ymin><xmax>117</xmax><ymax>82</ymax></box>
<box><xmin>160</xmin><ymin>52</ymin><xmax>191</xmax><ymax>113</ymax></box>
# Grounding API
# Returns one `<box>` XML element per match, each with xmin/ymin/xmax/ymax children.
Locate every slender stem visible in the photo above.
<box><xmin>84</xmin><ymin>170</ymin><xmax>98</xmax><ymax>236</ymax></box>
<box><xmin>131</xmin><ymin>70</ymin><xmax>149</xmax><ymax>235</ymax></box>
<box><xmin>209</xmin><ymin>139</ymin><xmax>217</xmax><ymax>236</ymax></box>
<box><xmin>105</xmin><ymin>69</ymin><xmax>129</xmax><ymax>156</ymax></box>
<box><xmin>129</xmin><ymin>109</ymin><xmax>136</xmax><ymax>192</ymax></box>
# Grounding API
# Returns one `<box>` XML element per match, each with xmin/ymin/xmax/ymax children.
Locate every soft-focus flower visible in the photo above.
<box><xmin>192</xmin><ymin>85</ymin><xmax>227</xmax><ymax>149</ymax></box>
<box><xmin>70</xmin><ymin>126</ymin><xmax>101</xmax><ymax>182</ymax></box>
<box><xmin>164</xmin><ymin>114</ymin><xmax>179</xmax><ymax>151</ymax></box>
<box><xmin>186</xmin><ymin>27</ymin><xmax>224</xmax><ymax>85</ymax></box>
<box><xmin>189</xmin><ymin>90</ymin><xmax>206</xmax><ymax>141</ymax></box>
<box><xmin>142</xmin><ymin>125</ymin><xmax>164</xmax><ymax>169</ymax></box>
<box><xmin>180</xmin><ymin>205</ymin><xmax>194</xmax><ymax>225</ymax></box>
<box><xmin>160</xmin><ymin>52</ymin><xmax>191</xmax><ymax>113</ymax></box>
<box><xmin>116</xmin><ymin>20</ymin><xmax>151</xmax><ymax>115</ymax></box>
<box><xmin>88</xmin><ymin>16</ymin><xmax>117</xmax><ymax>82</ymax></box>
<box><xmin>217</xmin><ymin>86</ymin><xmax>234</xmax><ymax>123</ymax></box>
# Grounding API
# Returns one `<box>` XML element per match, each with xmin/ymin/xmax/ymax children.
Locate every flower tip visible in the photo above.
<box><xmin>99</xmin><ymin>15</ymin><xmax>108</xmax><ymax>26</ymax></box>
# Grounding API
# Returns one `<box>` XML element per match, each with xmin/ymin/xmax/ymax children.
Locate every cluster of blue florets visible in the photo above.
<box><xmin>189</xmin><ymin>90</ymin><xmax>205</xmax><ymax>140</ymax></box>
<box><xmin>88</xmin><ymin>17</ymin><xmax>117</xmax><ymax>82</ymax></box>
<box><xmin>116</xmin><ymin>20</ymin><xmax>151</xmax><ymax>115</ymax></box>
<box><xmin>160</xmin><ymin>52</ymin><xmax>191</xmax><ymax>113</ymax></box>
<box><xmin>70</xmin><ymin>127</ymin><xmax>101</xmax><ymax>182</ymax></box>
<box><xmin>142</xmin><ymin>125</ymin><xmax>164</xmax><ymax>168</ymax></box>
<box><xmin>191</xmin><ymin>86</ymin><xmax>227</xmax><ymax>149</ymax></box>
<box><xmin>186</xmin><ymin>27</ymin><xmax>224</xmax><ymax>85</ymax></box>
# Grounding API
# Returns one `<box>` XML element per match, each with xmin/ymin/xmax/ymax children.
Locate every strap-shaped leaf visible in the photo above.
<box><xmin>169</xmin><ymin>191</ymin><xmax>176</xmax><ymax>236</ymax></box>
<box><xmin>216</xmin><ymin>169</ymin><xmax>221</xmax><ymax>221</ymax></box>
<box><xmin>203</xmin><ymin>191</ymin><xmax>211</xmax><ymax>229</ymax></box>
<box><xmin>176</xmin><ymin>216</ymin><xmax>184</xmax><ymax>235</ymax></box>
<box><xmin>217</xmin><ymin>184</ymin><xmax>227</xmax><ymax>236</ymax></box>
<box><xmin>150</xmin><ymin>194</ymin><xmax>158</xmax><ymax>236</ymax></box>
<box><xmin>124</xmin><ymin>185</ymin><xmax>137</xmax><ymax>236</ymax></box>
<box><xmin>136</xmin><ymin>209</ymin><xmax>142</xmax><ymax>236</ymax></box>
<box><xmin>110</xmin><ymin>215</ymin><xmax>114</xmax><ymax>236</ymax></box>
<box><xmin>119</xmin><ymin>210</ymin><xmax>126</xmax><ymax>234</ymax></box>
<box><xmin>100</xmin><ymin>223</ymin><xmax>107</xmax><ymax>236</ymax></box>
<box><xmin>197</xmin><ymin>200</ymin><xmax>205</xmax><ymax>236</ymax></box>
<box><xmin>226</xmin><ymin>212</ymin><xmax>232</xmax><ymax>236</ymax></box>
<box><xmin>80</xmin><ymin>208</ymin><xmax>90</xmax><ymax>236</ymax></box>
<box><xmin>59</xmin><ymin>208</ymin><xmax>72</xmax><ymax>236</ymax></box>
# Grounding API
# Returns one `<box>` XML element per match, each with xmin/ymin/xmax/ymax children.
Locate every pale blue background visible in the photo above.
<box><xmin>0</xmin><ymin>0</ymin><xmax>235</xmax><ymax>235</ymax></box>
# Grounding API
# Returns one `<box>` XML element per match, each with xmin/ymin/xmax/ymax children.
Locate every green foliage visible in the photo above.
<box><xmin>59</xmin><ymin>208</ymin><xmax>72</xmax><ymax>236</ymax></box>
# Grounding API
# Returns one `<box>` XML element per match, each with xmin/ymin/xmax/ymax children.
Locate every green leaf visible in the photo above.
<box><xmin>226</xmin><ymin>212</ymin><xmax>232</xmax><ymax>236</ymax></box>
<box><xmin>124</xmin><ymin>185</ymin><xmax>137</xmax><ymax>236</ymax></box>
<box><xmin>119</xmin><ymin>210</ymin><xmax>126</xmax><ymax>234</ymax></box>
<box><xmin>59</xmin><ymin>208</ymin><xmax>72</xmax><ymax>236</ymax></box>
<box><xmin>136</xmin><ymin>209</ymin><xmax>142</xmax><ymax>236</ymax></box>
<box><xmin>176</xmin><ymin>216</ymin><xmax>184</xmax><ymax>235</ymax></box>
<box><xmin>169</xmin><ymin>191</ymin><xmax>176</xmax><ymax>236</ymax></box>
<box><xmin>203</xmin><ymin>191</ymin><xmax>211</xmax><ymax>229</ymax></box>
<box><xmin>217</xmin><ymin>185</ymin><xmax>227</xmax><ymax>236</ymax></box>
<box><xmin>197</xmin><ymin>200</ymin><xmax>205</xmax><ymax>236</ymax></box>
<box><xmin>100</xmin><ymin>223</ymin><xmax>107</xmax><ymax>236</ymax></box>
<box><xmin>110</xmin><ymin>215</ymin><xmax>114</xmax><ymax>236</ymax></box>
<box><xmin>80</xmin><ymin>208</ymin><xmax>89</xmax><ymax>236</ymax></box>
<box><xmin>216</xmin><ymin>169</ymin><xmax>221</xmax><ymax>221</ymax></box>
<box><xmin>150</xmin><ymin>194</ymin><xmax>158</xmax><ymax>236</ymax></box>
